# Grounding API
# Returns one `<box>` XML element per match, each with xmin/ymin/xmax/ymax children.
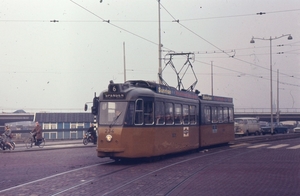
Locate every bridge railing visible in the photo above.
<box><xmin>235</xmin><ymin>108</ymin><xmax>300</xmax><ymax>114</ymax></box>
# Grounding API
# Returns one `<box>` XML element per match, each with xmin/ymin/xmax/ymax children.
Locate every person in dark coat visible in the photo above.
<box><xmin>31</xmin><ymin>122</ymin><xmax>42</xmax><ymax>142</ymax></box>
<box><xmin>3</xmin><ymin>126</ymin><xmax>14</xmax><ymax>149</ymax></box>
<box><xmin>87</xmin><ymin>126</ymin><xmax>97</xmax><ymax>144</ymax></box>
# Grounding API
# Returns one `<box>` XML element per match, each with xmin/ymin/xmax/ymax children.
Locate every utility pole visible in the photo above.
<box><xmin>211</xmin><ymin>61</ymin><xmax>214</xmax><ymax>96</ymax></box>
<box><xmin>123</xmin><ymin>42</ymin><xmax>126</xmax><ymax>82</ymax></box>
<box><xmin>276</xmin><ymin>69</ymin><xmax>280</xmax><ymax>124</ymax></box>
<box><xmin>158</xmin><ymin>0</ymin><xmax>162</xmax><ymax>84</ymax></box>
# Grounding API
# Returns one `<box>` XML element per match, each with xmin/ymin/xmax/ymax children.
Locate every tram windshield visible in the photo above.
<box><xmin>99</xmin><ymin>101</ymin><xmax>127</xmax><ymax>125</ymax></box>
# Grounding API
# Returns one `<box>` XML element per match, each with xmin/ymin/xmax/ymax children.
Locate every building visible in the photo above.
<box><xmin>35</xmin><ymin>112</ymin><xmax>94</xmax><ymax>139</ymax></box>
<box><xmin>3</xmin><ymin>112</ymin><xmax>95</xmax><ymax>140</ymax></box>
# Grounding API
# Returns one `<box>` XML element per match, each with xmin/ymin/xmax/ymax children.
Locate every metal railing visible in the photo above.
<box><xmin>235</xmin><ymin>108</ymin><xmax>300</xmax><ymax>114</ymax></box>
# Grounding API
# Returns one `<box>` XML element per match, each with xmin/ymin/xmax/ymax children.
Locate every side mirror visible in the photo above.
<box><xmin>84</xmin><ymin>104</ymin><xmax>88</xmax><ymax>111</ymax></box>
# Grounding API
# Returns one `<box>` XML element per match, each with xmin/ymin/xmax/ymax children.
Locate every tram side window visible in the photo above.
<box><xmin>144</xmin><ymin>101</ymin><xmax>154</xmax><ymax>125</ymax></box>
<box><xmin>183</xmin><ymin>105</ymin><xmax>189</xmax><ymax>125</ymax></box>
<box><xmin>229</xmin><ymin>107</ymin><xmax>234</xmax><ymax>122</ymax></box>
<box><xmin>212</xmin><ymin>107</ymin><xmax>218</xmax><ymax>123</ymax></box>
<box><xmin>165</xmin><ymin>102</ymin><xmax>174</xmax><ymax>125</ymax></box>
<box><xmin>223</xmin><ymin>107</ymin><xmax>229</xmax><ymax>122</ymax></box>
<box><xmin>190</xmin><ymin>105</ymin><xmax>197</xmax><ymax>125</ymax></box>
<box><xmin>204</xmin><ymin>106</ymin><xmax>211</xmax><ymax>124</ymax></box>
<box><xmin>155</xmin><ymin>101</ymin><xmax>165</xmax><ymax>125</ymax></box>
<box><xmin>135</xmin><ymin>99</ymin><xmax>143</xmax><ymax>125</ymax></box>
<box><xmin>218</xmin><ymin>107</ymin><xmax>223</xmax><ymax>122</ymax></box>
<box><xmin>174</xmin><ymin>104</ymin><xmax>182</xmax><ymax>125</ymax></box>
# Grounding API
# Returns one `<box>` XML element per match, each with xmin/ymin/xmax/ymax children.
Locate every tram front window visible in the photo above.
<box><xmin>99</xmin><ymin>102</ymin><xmax>127</xmax><ymax>125</ymax></box>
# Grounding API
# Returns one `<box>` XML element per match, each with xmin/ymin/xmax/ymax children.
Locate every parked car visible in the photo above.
<box><xmin>261</xmin><ymin>123</ymin><xmax>289</xmax><ymax>135</ymax></box>
<box><xmin>293</xmin><ymin>125</ymin><xmax>300</xmax><ymax>133</ymax></box>
<box><xmin>234</xmin><ymin>117</ymin><xmax>261</xmax><ymax>136</ymax></box>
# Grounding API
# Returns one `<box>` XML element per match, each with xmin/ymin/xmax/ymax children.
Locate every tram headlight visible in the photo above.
<box><xmin>106</xmin><ymin>134</ymin><xmax>112</xmax><ymax>142</ymax></box>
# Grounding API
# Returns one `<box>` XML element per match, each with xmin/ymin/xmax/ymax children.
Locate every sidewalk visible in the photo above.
<box><xmin>1</xmin><ymin>139</ymin><xmax>96</xmax><ymax>153</ymax></box>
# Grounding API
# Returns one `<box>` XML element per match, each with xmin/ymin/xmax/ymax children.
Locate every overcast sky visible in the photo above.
<box><xmin>1</xmin><ymin>0</ymin><xmax>299</xmax><ymax>113</ymax></box>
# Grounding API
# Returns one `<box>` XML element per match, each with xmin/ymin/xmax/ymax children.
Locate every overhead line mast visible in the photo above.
<box><xmin>158</xmin><ymin>0</ymin><xmax>162</xmax><ymax>84</ymax></box>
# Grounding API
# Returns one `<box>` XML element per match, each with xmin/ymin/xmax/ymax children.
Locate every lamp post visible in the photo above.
<box><xmin>250</xmin><ymin>34</ymin><xmax>292</xmax><ymax>134</ymax></box>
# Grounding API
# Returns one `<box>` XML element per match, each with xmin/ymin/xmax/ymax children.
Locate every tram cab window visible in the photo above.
<box><xmin>124</xmin><ymin>102</ymin><xmax>134</xmax><ymax>125</ymax></box>
<box><xmin>165</xmin><ymin>102</ymin><xmax>174</xmax><ymax>125</ymax></box>
<box><xmin>155</xmin><ymin>101</ymin><xmax>165</xmax><ymax>125</ymax></box>
<box><xmin>182</xmin><ymin>105</ymin><xmax>189</xmax><ymax>125</ymax></box>
<box><xmin>99</xmin><ymin>102</ymin><xmax>127</xmax><ymax>125</ymax></box>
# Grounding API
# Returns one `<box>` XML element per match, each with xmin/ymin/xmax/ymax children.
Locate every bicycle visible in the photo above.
<box><xmin>25</xmin><ymin>132</ymin><xmax>45</xmax><ymax>149</ymax></box>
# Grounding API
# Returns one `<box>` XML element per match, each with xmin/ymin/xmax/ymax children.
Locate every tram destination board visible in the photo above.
<box><xmin>103</xmin><ymin>92</ymin><xmax>126</xmax><ymax>99</ymax></box>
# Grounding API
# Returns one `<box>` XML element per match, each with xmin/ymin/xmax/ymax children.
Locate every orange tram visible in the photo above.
<box><xmin>91</xmin><ymin>80</ymin><xmax>234</xmax><ymax>160</ymax></box>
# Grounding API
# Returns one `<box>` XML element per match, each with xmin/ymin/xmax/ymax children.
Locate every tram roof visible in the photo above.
<box><xmin>103</xmin><ymin>80</ymin><xmax>233</xmax><ymax>103</ymax></box>
<box><xmin>105</xmin><ymin>80</ymin><xmax>199</xmax><ymax>100</ymax></box>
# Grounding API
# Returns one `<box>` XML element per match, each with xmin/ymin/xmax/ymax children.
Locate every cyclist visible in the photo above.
<box><xmin>31</xmin><ymin>122</ymin><xmax>42</xmax><ymax>144</ymax></box>
<box><xmin>3</xmin><ymin>126</ymin><xmax>14</xmax><ymax>149</ymax></box>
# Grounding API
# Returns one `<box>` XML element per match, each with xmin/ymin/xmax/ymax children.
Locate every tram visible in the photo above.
<box><xmin>89</xmin><ymin>80</ymin><xmax>234</xmax><ymax>160</ymax></box>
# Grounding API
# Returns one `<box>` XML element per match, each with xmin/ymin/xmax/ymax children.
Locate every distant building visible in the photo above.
<box><xmin>0</xmin><ymin>110</ymin><xmax>34</xmax><ymax>132</ymax></box>
<box><xmin>35</xmin><ymin>112</ymin><xmax>94</xmax><ymax>139</ymax></box>
<box><xmin>2</xmin><ymin>112</ymin><xmax>95</xmax><ymax>140</ymax></box>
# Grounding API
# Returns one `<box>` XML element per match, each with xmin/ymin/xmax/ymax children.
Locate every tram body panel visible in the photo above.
<box><xmin>97</xmin><ymin>126</ymin><xmax>199</xmax><ymax>159</ymax></box>
<box><xmin>153</xmin><ymin>126</ymin><xmax>199</xmax><ymax>155</ymax></box>
<box><xmin>97</xmin><ymin>126</ymin><xmax>155</xmax><ymax>158</ymax></box>
<box><xmin>199</xmin><ymin>123</ymin><xmax>234</xmax><ymax>147</ymax></box>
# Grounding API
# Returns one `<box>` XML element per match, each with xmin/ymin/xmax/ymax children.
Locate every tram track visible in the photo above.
<box><xmin>0</xmin><ymin>146</ymin><xmax>249</xmax><ymax>196</ymax></box>
<box><xmin>2</xmin><ymin>160</ymin><xmax>146</xmax><ymax>195</ymax></box>
<box><xmin>98</xmin><ymin>134</ymin><xmax>300</xmax><ymax>196</ymax></box>
<box><xmin>95</xmin><ymin>145</ymin><xmax>264</xmax><ymax>195</ymax></box>
<box><xmin>2</xmin><ymin>134</ymin><xmax>300</xmax><ymax>195</ymax></box>
<box><xmin>0</xmin><ymin>161</ymin><xmax>106</xmax><ymax>193</ymax></box>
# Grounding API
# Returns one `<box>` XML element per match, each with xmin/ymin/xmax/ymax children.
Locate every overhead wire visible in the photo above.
<box><xmin>69</xmin><ymin>0</ymin><xmax>171</xmax><ymax>50</ymax></box>
<box><xmin>159</xmin><ymin>1</ymin><xmax>300</xmax><ymax>87</ymax></box>
<box><xmin>180</xmin><ymin>8</ymin><xmax>300</xmax><ymax>21</ymax></box>
<box><xmin>3</xmin><ymin>1</ymin><xmax>298</xmax><ymax>86</ymax></box>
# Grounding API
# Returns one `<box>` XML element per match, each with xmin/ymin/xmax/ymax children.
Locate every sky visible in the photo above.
<box><xmin>1</xmin><ymin>0</ymin><xmax>299</xmax><ymax>113</ymax></box>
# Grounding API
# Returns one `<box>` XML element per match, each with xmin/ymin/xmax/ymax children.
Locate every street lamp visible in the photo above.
<box><xmin>250</xmin><ymin>34</ymin><xmax>292</xmax><ymax>134</ymax></box>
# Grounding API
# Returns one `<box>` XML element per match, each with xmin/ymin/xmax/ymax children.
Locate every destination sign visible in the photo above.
<box><xmin>202</xmin><ymin>94</ymin><xmax>233</xmax><ymax>103</ymax></box>
<box><xmin>156</xmin><ymin>86</ymin><xmax>198</xmax><ymax>99</ymax></box>
<box><xmin>103</xmin><ymin>92</ymin><xmax>126</xmax><ymax>99</ymax></box>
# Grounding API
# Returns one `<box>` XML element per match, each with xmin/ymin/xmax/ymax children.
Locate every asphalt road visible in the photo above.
<box><xmin>1</xmin><ymin>136</ymin><xmax>300</xmax><ymax>195</ymax></box>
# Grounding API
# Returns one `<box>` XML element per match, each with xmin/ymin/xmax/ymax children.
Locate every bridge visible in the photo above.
<box><xmin>234</xmin><ymin>108</ymin><xmax>300</xmax><ymax>122</ymax></box>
